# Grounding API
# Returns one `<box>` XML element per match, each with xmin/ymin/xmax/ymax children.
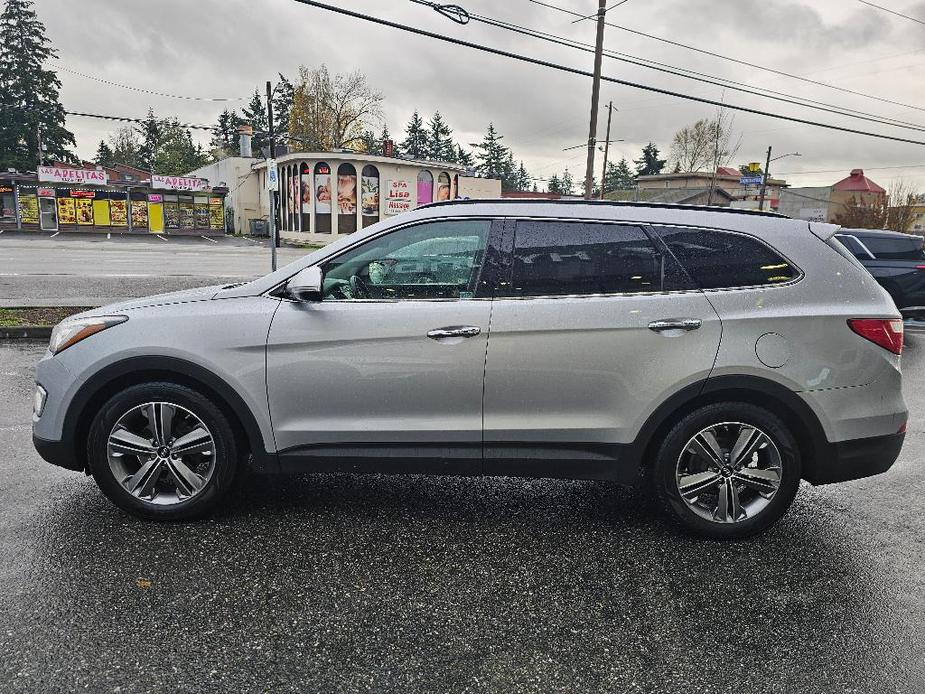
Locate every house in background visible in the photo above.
<box><xmin>778</xmin><ymin>169</ymin><xmax>887</xmax><ymax>223</ymax></box>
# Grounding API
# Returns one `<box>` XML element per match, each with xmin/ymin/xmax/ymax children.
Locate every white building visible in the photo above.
<box><xmin>188</xmin><ymin>150</ymin><xmax>501</xmax><ymax>245</ymax></box>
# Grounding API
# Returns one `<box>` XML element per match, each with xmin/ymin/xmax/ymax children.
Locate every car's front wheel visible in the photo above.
<box><xmin>87</xmin><ymin>382</ymin><xmax>239</xmax><ymax>520</ymax></box>
<box><xmin>651</xmin><ymin>402</ymin><xmax>801</xmax><ymax>539</ymax></box>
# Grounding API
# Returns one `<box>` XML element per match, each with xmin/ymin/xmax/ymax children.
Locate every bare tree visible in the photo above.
<box><xmin>669</xmin><ymin>118</ymin><xmax>712</xmax><ymax>172</ymax></box>
<box><xmin>834</xmin><ymin>180</ymin><xmax>921</xmax><ymax>231</ymax></box>
<box><xmin>288</xmin><ymin>64</ymin><xmax>383</xmax><ymax>151</ymax></box>
<box><xmin>707</xmin><ymin>107</ymin><xmax>741</xmax><ymax>204</ymax></box>
<box><xmin>885</xmin><ymin>179</ymin><xmax>919</xmax><ymax>233</ymax></box>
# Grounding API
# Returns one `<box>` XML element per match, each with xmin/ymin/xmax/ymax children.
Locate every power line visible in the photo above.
<box><xmin>295</xmin><ymin>0</ymin><xmax>925</xmax><ymax>147</ymax></box>
<box><xmin>529</xmin><ymin>0</ymin><xmax>925</xmax><ymax>115</ymax></box>
<box><xmin>52</xmin><ymin>63</ymin><xmax>246</xmax><ymax>102</ymax></box>
<box><xmin>857</xmin><ymin>0</ymin><xmax>925</xmax><ymax>26</ymax></box>
<box><xmin>570</xmin><ymin>0</ymin><xmax>632</xmax><ymax>24</ymax></box>
<box><xmin>457</xmin><ymin>8</ymin><xmax>925</xmax><ymax>133</ymax></box>
<box><xmin>63</xmin><ymin>110</ymin><xmax>216</xmax><ymax>130</ymax></box>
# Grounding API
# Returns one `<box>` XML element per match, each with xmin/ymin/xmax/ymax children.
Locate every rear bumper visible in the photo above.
<box><xmin>33</xmin><ymin>433</ymin><xmax>83</xmax><ymax>473</ymax></box>
<box><xmin>805</xmin><ymin>432</ymin><xmax>904</xmax><ymax>485</ymax></box>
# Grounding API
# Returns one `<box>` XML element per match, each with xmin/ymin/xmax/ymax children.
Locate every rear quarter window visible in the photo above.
<box><xmin>651</xmin><ymin>226</ymin><xmax>798</xmax><ymax>289</ymax></box>
<box><xmin>858</xmin><ymin>235</ymin><xmax>925</xmax><ymax>261</ymax></box>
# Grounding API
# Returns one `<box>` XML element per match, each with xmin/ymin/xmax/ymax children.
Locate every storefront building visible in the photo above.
<box><xmin>0</xmin><ymin>165</ymin><xmax>227</xmax><ymax>234</ymax></box>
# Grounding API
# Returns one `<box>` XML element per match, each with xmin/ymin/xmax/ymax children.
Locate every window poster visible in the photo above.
<box><xmin>75</xmin><ymin>198</ymin><xmax>94</xmax><ymax>225</ymax></box>
<box><xmin>338</xmin><ymin>172</ymin><xmax>357</xmax><ymax>215</ymax></box>
<box><xmin>361</xmin><ymin>176</ymin><xmax>379</xmax><ymax>216</ymax></box>
<box><xmin>131</xmin><ymin>200</ymin><xmax>149</xmax><ymax>228</ymax></box>
<box><xmin>110</xmin><ymin>199</ymin><xmax>128</xmax><ymax>226</ymax></box>
<box><xmin>179</xmin><ymin>201</ymin><xmax>195</xmax><ymax>228</ymax></box>
<box><xmin>301</xmin><ymin>178</ymin><xmax>312</xmax><ymax>213</ymax></box>
<box><xmin>209</xmin><ymin>203</ymin><xmax>224</xmax><ymax>229</ymax></box>
<box><xmin>194</xmin><ymin>204</ymin><xmax>210</xmax><ymax>228</ymax></box>
<box><xmin>164</xmin><ymin>203</ymin><xmax>180</xmax><ymax>229</ymax></box>
<box><xmin>19</xmin><ymin>195</ymin><xmax>39</xmax><ymax>224</ymax></box>
<box><xmin>315</xmin><ymin>173</ymin><xmax>331</xmax><ymax>214</ymax></box>
<box><xmin>56</xmin><ymin>197</ymin><xmax>77</xmax><ymax>225</ymax></box>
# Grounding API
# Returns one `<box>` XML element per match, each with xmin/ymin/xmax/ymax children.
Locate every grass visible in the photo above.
<box><xmin>0</xmin><ymin>307</ymin><xmax>93</xmax><ymax>328</ymax></box>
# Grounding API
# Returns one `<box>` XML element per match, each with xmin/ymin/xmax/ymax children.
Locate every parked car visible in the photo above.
<box><xmin>32</xmin><ymin>201</ymin><xmax>907</xmax><ymax>539</ymax></box>
<box><xmin>835</xmin><ymin>228</ymin><xmax>925</xmax><ymax>315</ymax></box>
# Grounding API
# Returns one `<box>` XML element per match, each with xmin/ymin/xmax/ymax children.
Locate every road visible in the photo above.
<box><xmin>0</xmin><ymin>337</ymin><xmax>923</xmax><ymax>693</ymax></box>
<box><xmin>0</xmin><ymin>232</ymin><xmax>307</xmax><ymax>307</ymax></box>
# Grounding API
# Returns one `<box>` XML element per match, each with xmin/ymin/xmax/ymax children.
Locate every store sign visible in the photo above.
<box><xmin>266</xmin><ymin>160</ymin><xmax>278</xmax><ymax>191</ymax></box>
<box><xmin>151</xmin><ymin>174</ymin><xmax>207</xmax><ymax>192</ymax></box>
<box><xmin>38</xmin><ymin>166</ymin><xmax>108</xmax><ymax>185</ymax></box>
<box><xmin>739</xmin><ymin>176</ymin><xmax>763</xmax><ymax>186</ymax></box>
<box><xmin>70</xmin><ymin>190</ymin><xmax>95</xmax><ymax>198</ymax></box>
<box><xmin>384</xmin><ymin>179</ymin><xmax>412</xmax><ymax>215</ymax></box>
<box><xmin>37</xmin><ymin>187</ymin><xmax>55</xmax><ymax>197</ymax></box>
<box><xmin>148</xmin><ymin>194</ymin><xmax>163</xmax><ymax>203</ymax></box>
<box><xmin>0</xmin><ymin>185</ymin><xmax>13</xmax><ymax>194</ymax></box>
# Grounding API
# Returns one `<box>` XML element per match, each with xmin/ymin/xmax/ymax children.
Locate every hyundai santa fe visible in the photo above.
<box><xmin>32</xmin><ymin>200</ymin><xmax>907</xmax><ymax>539</ymax></box>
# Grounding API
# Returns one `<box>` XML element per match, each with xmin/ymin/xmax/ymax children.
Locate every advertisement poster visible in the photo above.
<box><xmin>19</xmin><ymin>195</ymin><xmax>39</xmax><ymax>224</ymax></box>
<box><xmin>338</xmin><ymin>173</ymin><xmax>357</xmax><ymax>215</ymax></box>
<box><xmin>164</xmin><ymin>203</ymin><xmax>180</xmax><ymax>229</ymax></box>
<box><xmin>56</xmin><ymin>197</ymin><xmax>77</xmax><ymax>225</ymax></box>
<box><xmin>301</xmin><ymin>179</ymin><xmax>312</xmax><ymax>213</ymax></box>
<box><xmin>384</xmin><ymin>179</ymin><xmax>412</xmax><ymax>216</ymax></box>
<box><xmin>179</xmin><ymin>201</ymin><xmax>195</xmax><ymax>228</ymax></box>
<box><xmin>75</xmin><ymin>198</ymin><xmax>94</xmax><ymax>225</ymax></box>
<box><xmin>437</xmin><ymin>175</ymin><xmax>451</xmax><ymax>201</ymax></box>
<box><xmin>315</xmin><ymin>174</ymin><xmax>331</xmax><ymax>214</ymax></box>
<box><xmin>361</xmin><ymin>176</ymin><xmax>379</xmax><ymax>216</ymax></box>
<box><xmin>131</xmin><ymin>201</ymin><xmax>149</xmax><ymax>228</ymax></box>
<box><xmin>289</xmin><ymin>176</ymin><xmax>300</xmax><ymax>218</ymax></box>
<box><xmin>194</xmin><ymin>204</ymin><xmax>210</xmax><ymax>228</ymax></box>
<box><xmin>209</xmin><ymin>203</ymin><xmax>224</xmax><ymax>229</ymax></box>
<box><xmin>110</xmin><ymin>199</ymin><xmax>128</xmax><ymax>226</ymax></box>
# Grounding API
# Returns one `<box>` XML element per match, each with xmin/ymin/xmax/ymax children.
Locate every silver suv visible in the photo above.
<box><xmin>32</xmin><ymin>201</ymin><xmax>907</xmax><ymax>538</ymax></box>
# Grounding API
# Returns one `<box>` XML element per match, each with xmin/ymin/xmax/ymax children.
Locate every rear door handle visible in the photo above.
<box><xmin>648</xmin><ymin>318</ymin><xmax>702</xmax><ymax>333</ymax></box>
<box><xmin>427</xmin><ymin>325</ymin><xmax>481</xmax><ymax>339</ymax></box>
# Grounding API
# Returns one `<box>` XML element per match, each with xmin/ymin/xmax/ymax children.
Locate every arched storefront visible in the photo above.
<box><xmin>416</xmin><ymin>170</ymin><xmax>433</xmax><ymax>206</ymax></box>
<box><xmin>437</xmin><ymin>172</ymin><xmax>451</xmax><ymax>202</ymax></box>
<box><xmin>314</xmin><ymin>161</ymin><xmax>332</xmax><ymax>234</ymax></box>
<box><xmin>361</xmin><ymin>164</ymin><xmax>380</xmax><ymax>228</ymax></box>
<box><xmin>337</xmin><ymin>163</ymin><xmax>358</xmax><ymax>235</ymax></box>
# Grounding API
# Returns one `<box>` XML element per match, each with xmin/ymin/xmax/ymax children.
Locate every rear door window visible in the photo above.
<box><xmin>504</xmin><ymin>220</ymin><xmax>692</xmax><ymax>297</ymax></box>
<box><xmin>834</xmin><ymin>234</ymin><xmax>872</xmax><ymax>260</ymax></box>
<box><xmin>652</xmin><ymin>226</ymin><xmax>797</xmax><ymax>289</ymax></box>
<box><xmin>859</xmin><ymin>235</ymin><xmax>925</xmax><ymax>260</ymax></box>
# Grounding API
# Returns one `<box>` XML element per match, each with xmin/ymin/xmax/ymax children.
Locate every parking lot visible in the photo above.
<box><xmin>1</xmin><ymin>333</ymin><xmax>923</xmax><ymax>693</ymax></box>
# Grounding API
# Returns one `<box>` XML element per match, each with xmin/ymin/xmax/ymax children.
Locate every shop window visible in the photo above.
<box><xmin>163</xmin><ymin>194</ymin><xmax>180</xmax><ymax>230</ymax></box>
<box><xmin>179</xmin><ymin>195</ymin><xmax>195</xmax><ymax>229</ymax></box>
<box><xmin>18</xmin><ymin>189</ymin><xmax>40</xmax><ymax>225</ymax></box>
<box><xmin>361</xmin><ymin>165</ymin><xmax>380</xmax><ymax>228</ymax></box>
<box><xmin>437</xmin><ymin>172</ymin><xmax>451</xmax><ymax>202</ymax></box>
<box><xmin>193</xmin><ymin>195</ymin><xmax>210</xmax><ymax>229</ymax></box>
<box><xmin>337</xmin><ymin>163</ymin><xmax>358</xmax><ymax>235</ymax></box>
<box><xmin>453</xmin><ymin>174</ymin><xmax>460</xmax><ymax>199</ymax></box>
<box><xmin>0</xmin><ymin>185</ymin><xmax>15</xmax><ymax>220</ymax></box>
<box><xmin>417</xmin><ymin>170</ymin><xmax>433</xmax><ymax>205</ymax></box>
<box><xmin>299</xmin><ymin>161</ymin><xmax>311</xmax><ymax>232</ymax></box>
<box><xmin>290</xmin><ymin>165</ymin><xmax>301</xmax><ymax>232</ymax></box>
<box><xmin>314</xmin><ymin>162</ymin><xmax>332</xmax><ymax>234</ymax></box>
<box><xmin>110</xmin><ymin>196</ymin><xmax>128</xmax><ymax>227</ymax></box>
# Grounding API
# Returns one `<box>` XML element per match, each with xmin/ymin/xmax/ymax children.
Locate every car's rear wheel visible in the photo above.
<box><xmin>87</xmin><ymin>382</ymin><xmax>239</xmax><ymax>520</ymax></box>
<box><xmin>651</xmin><ymin>402</ymin><xmax>801</xmax><ymax>539</ymax></box>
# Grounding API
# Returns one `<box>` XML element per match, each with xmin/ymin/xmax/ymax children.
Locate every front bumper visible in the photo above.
<box><xmin>33</xmin><ymin>433</ymin><xmax>83</xmax><ymax>472</ymax></box>
<box><xmin>805</xmin><ymin>432</ymin><xmax>905</xmax><ymax>485</ymax></box>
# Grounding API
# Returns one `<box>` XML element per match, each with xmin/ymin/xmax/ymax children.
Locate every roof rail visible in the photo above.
<box><xmin>417</xmin><ymin>198</ymin><xmax>786</xmax><ymax>218</ymax></box>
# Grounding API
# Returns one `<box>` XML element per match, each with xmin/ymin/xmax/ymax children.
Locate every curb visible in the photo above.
<box><xmin>0</xmin><ymin>326</ymin><xmax>52</xmax><ymax>340</ymax></box>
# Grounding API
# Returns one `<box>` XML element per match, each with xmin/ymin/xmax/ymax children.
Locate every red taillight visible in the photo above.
<box><xmin>848</xmin><ymin>318</ymin><xmax>904</xmax><ymax>355</ymax></box>
<box><xmin>916</xmin><ymin>265</ymin><xmax>925</xmax><ymax>270</ymax></box>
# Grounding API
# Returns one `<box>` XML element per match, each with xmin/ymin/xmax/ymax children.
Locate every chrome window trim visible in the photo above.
<box><xmin>835</xmin><ymin>233</ymin><xmax>877</xmax><ymax>260</ymax></box>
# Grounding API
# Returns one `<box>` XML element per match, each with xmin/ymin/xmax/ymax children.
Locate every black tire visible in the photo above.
<box><xmin>87</xmin><ymin>382</ymin><xmax>239</xmax><ymax>521</ymax></box>
<box><xmin>651</xmin><ymin>402</ymin><xmax>801</xmax><ymax>540</ymax></box>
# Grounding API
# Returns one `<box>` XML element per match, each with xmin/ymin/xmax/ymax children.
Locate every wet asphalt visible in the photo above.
<box><xmin>0</xmin><ymin>338</ymin><xmax>923</xmax><ymax>693</ymax></box>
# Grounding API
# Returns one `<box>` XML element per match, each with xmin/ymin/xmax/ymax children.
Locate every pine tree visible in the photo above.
<box><xmin>136</xmin><ymin>108</ymin><xmax>164</xmax><ymax>170</ymax></box>
<box><xmin>94</xmin><ymin>140</ymin><xmax>113</xmax><ymax>167</ymax></box>
<box><xmin>472</xmin><ymin>123</ymin><xmax>509</xmax><ymax>180</ymax></box>
<box><xmin>154</xmin><ymin>117</ymin><xmax>209</xmax><ymax>174</ymax></box>
<box><xmin>210</xmin><ymin>108</ymin><xmax>242</xmax><ymax>158</ymax></box>
<box><xmin>455</xmin><ymin>144</ymin><xmax>474</xmax><ymax>168</ymax></box>
<box><xmin>515</xmin><ymin>161</ymin><xmax>530</xmax><ymax>191</ymax></box>
<box><xmin>359</xmin><ymin>129</ymin><xmax>377</xmax><ymax>154</ymax></box>
<box><xmin>401</xmin><ymin>110</ymin><xmax>428</xmax><ymax>159</ymax></box>
<box><xmin>603</xmin><ymin>157</ymin><xmax>635</xmax><ymax>194</ymax></box>
<box><xmin>547</xmin><ymin>174</ymin><xmax>561</xmax><ymax>194</ymax></box>
<box><xmin>634</xmin><ymin>141</ymin><xmax>666</xmax><ymax>176</ymax></box>
<box><xmin>0</xmin><ymin>0</ymin><xmax>75</xmax><ymax>169</ymax></box>
<box><xmin>559</xmin><ymin>169</ymin><xmax>575</xmax><ymax>195</ymax></box>
<box><xmin>425</xmin><ymin>111</ymin><xmax>454</xmax><ymax>162</ymax></box>
<box><xmin>273</xmin><ymin>73</ymin><xmax>294</xmax><ymax>150</ymax></box>
<box><xmin>378</xmin><ymin>123</ymin><xmax>395</xmax><ymax>156</ymax></box>
<box><xmin>241</xmin><ymin>88</ymin><xmax>268</xmax><ymax>155</ymax></box>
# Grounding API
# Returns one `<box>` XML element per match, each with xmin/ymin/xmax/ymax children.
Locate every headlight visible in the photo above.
<box><xmin>49</xmin><ymin>315</ymin><xmax>127</xmax><ymax>355</ymax></box>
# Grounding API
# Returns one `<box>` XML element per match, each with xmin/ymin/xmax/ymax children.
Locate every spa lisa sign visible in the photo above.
<box><xmin>151</xmin><ymin>175</ymin><xmax>208</xmax><ymax>192</ymax></box>
<box><xmin>384</xmin><ymin>179</ymin><xmax>412</xmax><ymax>215</ymax></box>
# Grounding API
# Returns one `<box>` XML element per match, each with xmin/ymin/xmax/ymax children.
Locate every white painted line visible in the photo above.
<box><xmin>0</xmin><ymin>230</ymin><xmax>5</xmax><ymax>234</ymax></box>
<box><xmin>50</xmin><ymin>231</ymin><xmax>59</xmax><ymax>238</ymax></box>
<box><xmin>155</xmin><ymin>234</ymin><xmax>168</xmax><ymax>242</ymax></box>
<box><xmin>200</xmin><ymin>235</ymin><xmax>218</xmax><ymax>244</ymax></box>
<box><xmin>107</xmin><ymin>233</ymin><xmax>111</xmax><ymax>240</ymax></box>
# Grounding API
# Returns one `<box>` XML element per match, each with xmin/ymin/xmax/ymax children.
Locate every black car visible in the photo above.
<box><xmin>835</xmin><ymin>228</ymin><xmax>925</xmax><ymax>315</ymax></box>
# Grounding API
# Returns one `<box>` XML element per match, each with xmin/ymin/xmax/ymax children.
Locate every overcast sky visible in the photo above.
<box><xmin>39</xmin><ymin>0</ymin><xmax>925</xmax><ymax>191</ymax></box>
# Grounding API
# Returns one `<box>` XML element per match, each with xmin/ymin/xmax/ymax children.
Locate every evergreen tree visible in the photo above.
<box><xmin>634</xmin><ymin>141</ymin><xmax>666</xmax><ymax>176</ymax></box>
<box><xmin>210</xmin><ymin>108</ymin><xmax>242</xmax><ymax>157</ymax></box>
<box><xmin>241</xmin><ymin>88</ymin><xmax>268</xmax><ymax>155</ymax></box>
<box><xmin>455</xmin><ymin>144</ymin><xmax>474</xmax><ymax>168</ymax></box>
<box><xmin>359</xmin><ymin>129</ymin><xmax>377</xmax><ymax>154</ymax></box>
<box><xmin>136</xmin><ymin>108</ymin><xmax>163</xmax><ymax>170</ymax></box>
<box><xmin>425</xmin><ymin>111</ymin><xmax>454</xmax><ymax>162</ymax></box>
<box><xmin>273</xmin><ymin>73</ymin><xmax>294</xmax><ymax>150</ymax></box>
<box><xmin>154</xmin><ymin>117</ymin><xmax>209</xmax><ymax>174</ymax></box>
<box><xmin>0</xmin><ymin>0</ymin><xmax>75</xmax><ymax>169</ymax></box>
<box><xmin>401</xmin><ymin>110</ymin><xmax>427</xmax><ymax>159</ymax></box>
<box><xmin>107</xmin><ymin>125</ymin><xmax>142</xmax><ymax>168</ymax></box>
<box><xmin>547</xmin><ymin>174</ymin><xmax>561</xmax><ymax>194</ymax></box>
<box><xmin>559</xmin><ymin>169</ymin><xmax>575</xmax><ymax>195</ymax></box>
<box><xmin>472</xmin><ymin>122</ymin><xmax>509</xmax><ymax>180</ymax></box>
<box><xmin>603</xmin><ymin>157</ymin><xmax>635</xmax><ymax>193</ymax></box>
<box><xmin>515</xmin><ymin>160</ymin><xmax>531</xmax><ymax>191</ymax></box>
<box><xmin>94</xmin><ymin>140</ymin><xmax>113</xmax><ymax>167</ymax></box>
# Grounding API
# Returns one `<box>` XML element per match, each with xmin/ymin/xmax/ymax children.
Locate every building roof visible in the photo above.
<box><xmin>252</xmin><ymin>150</ymin><xmax>468</xmax><ymax>172</ymax></box>
<box><xmin>832</xmin><ymin>168</ymin><xmax>885</xmax><ymax>194</ymax></box>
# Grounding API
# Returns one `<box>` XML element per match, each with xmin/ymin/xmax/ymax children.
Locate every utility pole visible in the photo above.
<box><xmin>266</xmin><ymin>80</ymin><xmax>277</xmax><ymax>271</ymax></box>
<box><xmin>599</xmin><ymin>100</ymin><xmax>613</xmax><ymax>200</ymax></box>
<box><xmin>758</xmin><ymin>145</ymin><xmax>772</xmax><ymax>212</ymax></box>
<box><xmin>584</xmin><ymin>0</ymin><xmax>607</xmax><ymax>200</ymax></box>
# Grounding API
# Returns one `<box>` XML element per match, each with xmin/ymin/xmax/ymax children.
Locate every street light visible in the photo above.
<box><xmin>758</xmin><ymin>149</ymin><xmax>801</xmax><ymax>211</ymax></box>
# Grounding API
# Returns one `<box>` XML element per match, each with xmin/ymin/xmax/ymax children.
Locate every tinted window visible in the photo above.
<box><xmin>321</xmin><ymin>219</ymin><xmax>490</xmax><ymax>300</ymax></box>
<box><xmin>507</xmin><ymin>221</ymin><xmax>682</xmax><ymax>297</ymax></box>
<box><xmin>834</xmin><ymin>234</ymin><xmax>871</xmax><ymax>260</ymax></box>
<box><xmin>653</xmin><ymin>226</ymin><xmax>797</xmax><ymax>289</ymax></box>
<box><xmin>860</xmin><ymin>235</ymin><xmax>925</xmax><ymax>260</ymax></box>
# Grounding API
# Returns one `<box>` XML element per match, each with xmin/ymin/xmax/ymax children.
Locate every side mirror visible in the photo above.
<box><xmin>287</xmin><ymin>266</ymin><xmax>323</xmax><ymax>302</ymax></box>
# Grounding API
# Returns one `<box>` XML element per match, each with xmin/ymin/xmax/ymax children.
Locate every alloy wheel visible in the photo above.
<box><xmin>107</xmin><ymin>402</ymin><xmax>215</xmax><ymax>506</ymax></box>
<box><xmin>675</xmin><ymin>421</ymin><xmax>783</xmax><ymax>524</ymax></box>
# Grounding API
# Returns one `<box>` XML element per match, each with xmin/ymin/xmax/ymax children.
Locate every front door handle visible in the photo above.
<box><xmin>427</xmin><ymin>325</ymin><xmax>481</xmax><ymax>339</ymax></box>
<box><xmin>648</xmin><ymin>318</ymin><xmax>702</xmax><ymax>333</ymax></box>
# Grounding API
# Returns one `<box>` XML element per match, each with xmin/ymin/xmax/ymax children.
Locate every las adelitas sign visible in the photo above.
<box><xmin>151</xmin><ymin>175</ymin><xmax>207</xmax><ymax>192</ymax></box>
<box><xmin>38</xmin><ymin>166</ymin><xmax>108</xmax><ymax>185</ymax></box>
